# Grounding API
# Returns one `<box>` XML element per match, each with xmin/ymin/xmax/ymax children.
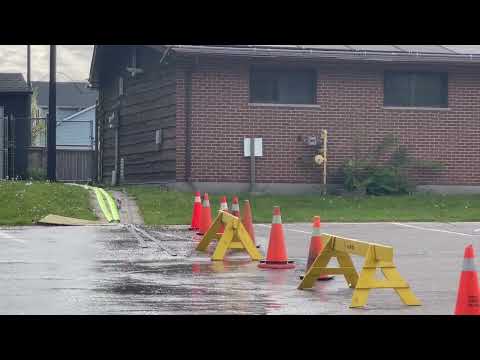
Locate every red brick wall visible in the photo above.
<box><xmin>176</xmin><ymin>57</ymin><xmax>480</xmax><ymax>186</ymax></box>
<box><xmin>175</xmin><ymin>67</ymin><xmax>186</xmax><ymax>181</ymax></box>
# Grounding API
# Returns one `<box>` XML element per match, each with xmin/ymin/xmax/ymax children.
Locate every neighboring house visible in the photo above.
<box><xmin>31</xmin><ymin>81</ymin><xmax>97</xmax><ymax>149</ymax></box>
<box><xmin>56</xmin><ymin>105</ymin><xmax>96</xmax><ymax>150</ymax></box>
<box><xmin>0</xmin><ymin>73</ymin><xmax>32</xmax><ymax>179</ymax></box>
<box><xmin>89</xmin><ymin>45</ymin><xmax>480</xmax><ymax>193</ymax></box>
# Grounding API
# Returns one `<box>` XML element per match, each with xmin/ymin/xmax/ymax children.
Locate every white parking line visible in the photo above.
<box><xmin>257</xmin><ymin>222</ymin><xmax>479</xmax><ymax>238</ymax></box>
<box><xmin>0</xmin><ymin>231</ymin><xmax>26</xmax><ymax>244</ymax></box>
<box><xmin>282</xmin><ymin>228</ymin><xmax>311</xmax><ymax>235</ymax></box>
<box><xmin>256</xmin><ymin>224</ymin><xmax>311</xmax><ymax>235</ymax></box>
<box><xmin>257</xmin><ymin>223</ymin><xmax>396</xmax><ymax>235</ymax></box>
<box><xmin>391</xmin><ymin>222</ymin><xmax>477</xmax><ymax>237</ymax></box>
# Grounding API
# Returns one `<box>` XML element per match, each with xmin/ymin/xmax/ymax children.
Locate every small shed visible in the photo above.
<box><xmin>0</xmin><ymin>73</ymin><xmax>32</xmax><ymax>179</ymax></box>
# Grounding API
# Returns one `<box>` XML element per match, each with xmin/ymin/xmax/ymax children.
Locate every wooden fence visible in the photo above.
<box><xmin>27</xmin><ymin>147</ymin><xmax>94</xmax><ymax>182</ymax></box>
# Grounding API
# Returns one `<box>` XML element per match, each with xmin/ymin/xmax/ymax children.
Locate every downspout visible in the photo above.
<box><xmin>92</xmin><ymin>100</ymin><xmax>98</xmax><ymax>183</ymax></box>
<box><xmin>113</xmin><ymin>114</ymin><xmax>120</xmax><ymax>186</ymax></box>
<box><xmin>98</xmin><ymin>101</ymin><xmax>104</xmax><ymax>183</ymax></box>
<box><xmin>113</xmin><ymin>75</ymin><xmax>124</xmax><ymax>186</ymax></box>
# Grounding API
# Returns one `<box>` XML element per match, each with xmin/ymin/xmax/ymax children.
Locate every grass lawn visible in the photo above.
<box><xmin>124</xmin><ymin>186</ymin><xmax>480</xmax><ymax>225</ymax></box>
<box><xmin>0</xmin><ymin>181</ymin><xmax>97</xmax><ymax>226</ymax></box>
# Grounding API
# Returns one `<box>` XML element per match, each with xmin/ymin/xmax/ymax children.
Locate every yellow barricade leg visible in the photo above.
<box><xmin>196</xmin><ymin>210</ymin><xmax>263</xmax><ymax>262</ymax></box>
<box><xmin>298</xmin><ymin>236</ymin><xmax>359</xmax><ymax>289</ymax></box>
<box><xmin>381</xmin><ymin>267</ymin><xmax>422</xmax><ymax>306</ymax></box>
<box><xmin>336</xmin><ymin>252</ymin><xmax>359</xmax><ymax>289</ymax></box>
<box><xmin>235</xmin><ymin>222</ymin><xmax>262</xmax><ymax>261</ymax></box>
<box><xmin>298</xmin><ymin>248</ymin><xmax>333</xmax><ymax>289</ymax></box>
<box><xmin>212</xmin><ymin>222</ymin><xmax>236</xmax><ymax>261</ymax></box>
<box><xmin>350</xmin><ymin>245</ymin><xmax>421</xmax><ymax>308</ymax></box>
<box><xmin>196</xmin><ymin>212</ymin><xmax>223</xmax><ymax>252</ymax></box>
<box><xmin>350</xmin><ymin>246</ymin><xmax>376</xmax><ymax>307</ymax></box>
<box><xmin>298</xmin><ymin>234</ymin><xmax>421</xmax><ymax>309</ymax></box>
<box><xmin>228</xmin><ymin>232</ymin><xmax>246</xmax><ymax>250</ymax></box>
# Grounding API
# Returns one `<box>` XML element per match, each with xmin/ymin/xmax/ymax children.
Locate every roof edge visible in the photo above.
<box><xmin>89</xmin><ymin>45</ymin><xmax>167</xmax><ymax>87</ymax></box>
<box><xmin>60</xmin><ymin>104</ymin><xmax>96</xmax><ymax>122</ymax></box>
<box><xmin>88</xmin><ymin>45</ymin><xmax>99</xmax><ymax>86</ymax></box>
<box><xmin>168</xmin><ymin>45</ymin><xmax>480</xmax><ymax>64</ymax></box>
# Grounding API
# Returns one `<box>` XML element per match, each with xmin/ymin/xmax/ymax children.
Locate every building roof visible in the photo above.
<box><xmin>60</xmin><ymin>104</ymin><xmax>96</xmax><ymax>122</ymax></box>
<box><xmin>161</xmin><ymin>45</ymin><xmax>480</xmax><ymax>55</ymax></box>
<box><xmin>250</xmin><ymin>45</ymin><xmax>480</xmax><ymax>54</ymax></box>
<box><xmin>31</xmin><ymin>81</ymin><xmax>98</xmax><ymax>108</ymax></box>
<box><xmin>0</xmin><ymin>73</ymin><xmax>31</xmax><ymax>93</ymax></box>
<box><xmin>151</xmin><ymin>45</ymin><xmax>480</xmax><ymax>61</ymax></box>
<box><xmin>89</xmin><ymin>45</ymin><xmax>480</xmax><ymax>86</ymax></box>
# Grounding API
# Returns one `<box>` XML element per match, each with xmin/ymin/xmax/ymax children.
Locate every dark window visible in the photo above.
<box><xmin>250</xmin><ymin>68</ymin><xmax>316</xmax><ymax>104</ymax></box>
<box><xmin>384</xmin><ymin>71</ymin><xmax>448</xmax><ymax>107</ymax></box>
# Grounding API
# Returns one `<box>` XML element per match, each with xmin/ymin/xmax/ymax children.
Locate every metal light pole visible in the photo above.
<box><xmin>47</xmin><ymin>45</ymin><xmax>56</xmax><ymax>181</ymax></box>
<box><xmin>27</xmin><ymin>45</ymin><xmax>31</xmax><ymax>89</ymax></box>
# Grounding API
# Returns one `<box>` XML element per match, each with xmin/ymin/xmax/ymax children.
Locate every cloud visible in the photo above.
<box><xmin>0</xmin><ymin>45</ymin><xmax>94</xmax><ymax>82</ymax></box>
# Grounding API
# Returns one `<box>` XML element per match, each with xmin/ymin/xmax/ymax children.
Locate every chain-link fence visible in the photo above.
<box><xmin>0</xmin><ymin>110</ymin><xmax>96</xmax><ymax>182</ymax></box>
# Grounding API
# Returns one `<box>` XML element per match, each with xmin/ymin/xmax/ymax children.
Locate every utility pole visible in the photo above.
<box><xmin>47</xmin><ymin>45</ymin><xmax>56</xmax><ymax>181</ymax></box>
<box><xmin>27</xmin><ymin>45</ymin><xmax>31</xmax><ymax>89</ymax></box>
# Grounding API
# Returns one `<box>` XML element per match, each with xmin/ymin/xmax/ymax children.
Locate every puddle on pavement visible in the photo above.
<box><xmin>83</xmin><ymin>225</ymin><xmax>358</xmax><ymax>314</ymax></box>
<box><xmin>0</xmin><ymin>225</ymin><xmax>382</xmax><ymax>314</ymax></box>
<box><xmin>90</xmin><ymin>228</ymin><xmax>252</xmax><ymax>312</ymax></box>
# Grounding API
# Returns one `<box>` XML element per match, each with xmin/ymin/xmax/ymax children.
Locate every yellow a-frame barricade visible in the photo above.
<box><xmin>298</xmin><ymin>234</ymin><xmax>421</xmax><ymax>308</ymax></box>
<box><xmin>196</xmin><ymin>211</ymin><xmax>263</xmax><ymax>261</ymax></box>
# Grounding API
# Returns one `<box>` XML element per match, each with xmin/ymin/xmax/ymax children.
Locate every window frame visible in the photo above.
<box><xmin>384</xmin><ymin>70</ymin><xmax>448</xmax><ymax>108</ymax></box>
<box><xmin>249</xmin><ymin>66</ymin><xmax>318</xmax><ymax>106</ymax></box>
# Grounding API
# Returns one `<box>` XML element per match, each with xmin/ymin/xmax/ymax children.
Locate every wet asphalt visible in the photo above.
<box><xmin>0</xmin><ymin>221</ymin><xmax>479</xmax><ymax>315</ymax></box>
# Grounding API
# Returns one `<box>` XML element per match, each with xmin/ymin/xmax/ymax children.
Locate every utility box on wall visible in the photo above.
<box><xmin>107</xmin><ymin>111</ymin><xmax>119</xmax><ymax>129</ymax></box>
<box><xmin>155</xmin><ymin>129</ymin><xmax>163</xmax><ymax>151</ymax></box>
<box><xmin>305</xmin><ymin>136</ymin><xmax>317</xmax><ymax>146</ymax></box>
<box><xmin>244</xmin><ymin>138</ymin><xmax>263</xmax><ymax>157</ymax></box>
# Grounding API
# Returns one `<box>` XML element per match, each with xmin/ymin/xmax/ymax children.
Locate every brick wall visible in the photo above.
<box><xmin>176</xmin><ymin>57</ymin><xmax>480</xmax><ymax>186</ymax></box>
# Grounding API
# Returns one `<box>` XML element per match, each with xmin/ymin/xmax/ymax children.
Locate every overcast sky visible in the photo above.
<box><xmin>0</xmin><ymin>45</ymin><xmax>94</xmax><ymax>82</ymax></box>
<box><xmin>1</xmin><ymin>45</ymin><xmax>480</xmax><ymax>84</ymax></box>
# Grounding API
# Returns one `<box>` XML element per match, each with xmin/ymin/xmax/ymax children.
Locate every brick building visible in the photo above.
<box><xmin>89</xmin><ymin>45</ymin><xmax>480</xmax><ymax>194</ymax></box>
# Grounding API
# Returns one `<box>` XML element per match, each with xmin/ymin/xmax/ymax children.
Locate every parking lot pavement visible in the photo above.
<box><xmin>255</xmin><ymin>221</ymin><xmax>480</xmax><ymax>314</ymax></box>
<box><xmin>0</xmin><ymin>221</ymin><xmax>478</xmax><ymax>314</ymax></box>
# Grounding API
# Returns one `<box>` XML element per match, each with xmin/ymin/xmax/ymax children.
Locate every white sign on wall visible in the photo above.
<box><xmin>244</xmin><ymin>138</ymin><xmax>263</xmax><ymax>157</ymax></box>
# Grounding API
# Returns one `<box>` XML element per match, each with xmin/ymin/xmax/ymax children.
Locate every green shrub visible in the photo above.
<box><xmin>341</xmin><ymin>134</ymin><xmax>443</xmax><ymax>196</ymax></box>
<box><xmin>26</xmin><ymin>168</ymin><xmax>47</xmax><ymax>181</ymax></box>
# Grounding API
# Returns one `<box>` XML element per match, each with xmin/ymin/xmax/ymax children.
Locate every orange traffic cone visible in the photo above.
<box><xmin>454</xmin><ymin>244</ymin><xmax>480</xmax><ymax>315</ymax></box>
<box><xmin>241</xmin><ymin>200</ymin><xmax>260</xmax><ymax>248</ymax></box>
<box><xmin>258</xmin><ymin>206</ymin><xmax>295</xmax><ymax>269</ymax></box>
<box><xmin>218</xmin><ymin>196</ymin><xmax>229</xmax><ymax>234</ymax></box>
<box><xmin>219</xmin><ymin>196</ymin><xmax>229</xmax><ymax>212</ymax></box>
<box><xmin>197</xmin><ymin>193</ymin><xmax>212</xmax><ymax>236</ymax></box>
<box><xmin>299</xmin><ymin>216</ymin><xmax>334</xmax><ymax>281</ymax></box>
<box><xmin>231</xmin><ymin>196</ymin><xmax>240</xmax><ymax>218</ymax></box>
<box><xmin>189</xmin><ymin>191</ymin><xmax>202</xmax><ymax>231</ymax></box>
